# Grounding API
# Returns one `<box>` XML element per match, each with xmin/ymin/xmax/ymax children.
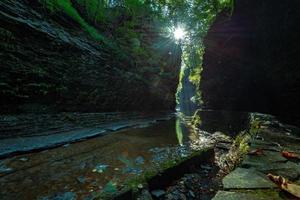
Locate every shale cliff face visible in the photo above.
<box><xmin>201</xmin><ymin>0</ymin><xmax>300</xmax><ymax>121</ymax></box>
<box><xmin>0</xmin><ymin>0</ymin><xmax>180</xmax><ymax>113</ymax></box>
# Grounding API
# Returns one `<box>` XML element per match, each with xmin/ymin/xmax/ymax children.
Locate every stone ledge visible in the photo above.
<box><xmin>213</xmin><ymin>190</ymin><xmax>283</xmax><ymax>200</ymax></box>
<box><xmin>223</xmin><ymin>167</ymin><xmax>277</xmax><ymax>189</ymax></box>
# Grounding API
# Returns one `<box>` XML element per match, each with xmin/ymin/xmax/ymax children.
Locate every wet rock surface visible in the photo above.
<box><xmin>222</xmin><ymin>168</ymin><xmax>277</xmax><ymax>189</ymax></box>
<box><xmin>161</xmin><ymin>168</ymin><xmax>220</xmax><ymax>200</ymax></box>
<box><xmin>0</xmin><ymin>112</ymin><xmax>173</xmax><ymax>158</ymax></box>
<box><xmin>213</xmin><ymin>190</ymin><xmax>283</xmax><ymax>200</ymax></box>
<box><xmin>0</xmin><ymin>112</ymin><xmax>173</xmax><ymax>139</ymax></box>
<box><xmin>213</xmin><ymin>113</ymin><xmax>300</xmax><ymax>200</ymax></box>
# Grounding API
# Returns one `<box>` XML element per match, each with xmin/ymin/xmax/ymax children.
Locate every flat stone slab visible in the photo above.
<box><xmin>241</xmin><ymin>150</ymin><xmax>289</xmax><ymax>171</ymax></box>
<box><xmin>243</xmin><ymin>160</ymin><xmax>300</xmax><ymax>180</ymax></box>
<box><xmin>242</xmin><ymin>143</ymin><xmax>300</xmax><ymax>180</ymax></box>
<box><xmin>212</xmin><ymin>190</ymin><xmax>283</xmax><ymax>200</ymax></box>
<box><xmin>0</xmin><ymin>118</ymin><xmax>169</xmax><ymax>158</ymax></box>
<box><xmin>223</xmin><ymin>168</ymin><xmax>277</xmax><ymax>189</ymax></box>
<box><xmin>268</xmin><ymin>163</ymin><xmax>300</xmax><ymax>180</ymax></box>
<box><xmin>243</xmin><ymin>150</ymin><xmax>287</xmax><ymax>164</ymax></box>
<box><xmin>0</xmin><ymin>127</ymin><xmax>107</xmax><ymax>158</ymax></box>
<box><xmin>249</xmin><ymin>140</ymin><xmax>282</xmax><ymax>152</ymax></box>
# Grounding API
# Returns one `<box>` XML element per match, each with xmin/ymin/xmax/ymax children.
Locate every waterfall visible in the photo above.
<box><xmin>176</xmin><ymin>45</ymin><xmax>201</xmax><ymax>117</ymax></box>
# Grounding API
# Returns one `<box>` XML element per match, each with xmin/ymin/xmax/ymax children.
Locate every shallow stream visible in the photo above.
<box><xmin>0</xmin><ymin>111</ymin><xmax>250</xmax><ymax>199</ymax></box>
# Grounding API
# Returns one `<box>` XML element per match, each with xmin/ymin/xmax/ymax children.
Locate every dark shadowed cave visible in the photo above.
<box><xmin>201</xmin><ymin>0</ymin><xmax>300</xmax><ymax>124</ymax></box>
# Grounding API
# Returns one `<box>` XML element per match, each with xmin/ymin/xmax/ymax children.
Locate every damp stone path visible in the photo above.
<box><xmin>213</xmin><ymin>114</ymin><xmax>300</xmax><ymax>200</ymax></box>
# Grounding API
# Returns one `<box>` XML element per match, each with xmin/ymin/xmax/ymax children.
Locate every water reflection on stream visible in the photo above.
<box><xmin>0</xmin><ymin>111</ymin><xmax>250</xmax><ymax>200</ymax></box>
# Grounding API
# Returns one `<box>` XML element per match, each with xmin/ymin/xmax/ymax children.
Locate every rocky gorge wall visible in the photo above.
<box><xmin>201</xmin><ymin>0</ymin><xmax>300</xmax><ymax>123</ymax></box>
<box><xmin>0</xmin><ymin>0</ymin><xmax>181</xmax><ymax>113</ymax></box>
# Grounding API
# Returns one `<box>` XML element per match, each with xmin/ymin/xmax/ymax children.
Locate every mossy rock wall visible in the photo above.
<box><xmin>0</xmin><ymin>0</ymin><xmax>180</xmax><ymax>113</ymax></box>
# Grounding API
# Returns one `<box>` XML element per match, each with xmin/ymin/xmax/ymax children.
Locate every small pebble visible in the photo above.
<box><xmin>188</xmin><ymin>190</ymin><xmax>195</xmax><ymax>198</ymax></box>
<box><xmin>135</xmin><ymin>156</ymin><xmax>145</xmax><ymax>165</ymax></box>
<box><xmin>200</xmin><ymin>164</ymin><xmax>212</xmax><ymax>170</ymax></box>
<box><xmin>93</xmin><ymin>164</ymin><xmax>109</xmax><ymax>173</ymax></box>
<box><xmin>63</xmin><ymin>144</ymin><xmax>70</xmax><ymax>148</ymax></box>
<box><xmin>76</xmin><ymin>176</ymin><xmax>86</xmax><ymax>184</ymax></box>
<box><xmin>151</xmin><ymin>189</ymin><xmax>166</xmax><ymax>198</ymax></box>
<box><xmin>19</xmin><ymin>157</ymin><xmax>28</xmax><ymax>162</ymax></box>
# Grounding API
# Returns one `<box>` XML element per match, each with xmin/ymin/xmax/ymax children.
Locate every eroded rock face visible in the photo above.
<box><xmin>0</xmin><ymin>0</ymin><xmax>180</xmax><ymax>113</ymax></box>
<box><xmin>201</xmin><ymin>0</ymin><xmax>300</xmax><ymax>123</ymax></box>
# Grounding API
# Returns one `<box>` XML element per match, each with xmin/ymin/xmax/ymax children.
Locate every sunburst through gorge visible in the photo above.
<box><xmin>174</xmin><ymin>27</ymin><xmax>186</xmax><ymax>40</ymax></box>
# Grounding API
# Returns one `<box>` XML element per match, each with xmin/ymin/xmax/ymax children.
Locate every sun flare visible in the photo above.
<box><xmin>174</xmin><ymin>27</ymin><xmax>186</xmax><ymax>40</ymax></box>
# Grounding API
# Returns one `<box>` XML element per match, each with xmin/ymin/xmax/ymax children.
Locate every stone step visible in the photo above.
<box><xmin>223</xmin><ymin>167</ymin><xmax>277</xmax><ymax>189</ymax></box>
<box><xmin>213</xmin><ymin>190</ymin><xmax>283</xmax><ymax>200</ymax></box>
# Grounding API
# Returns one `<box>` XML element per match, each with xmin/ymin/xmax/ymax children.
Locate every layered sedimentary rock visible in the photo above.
<box><xmin>0</xmin><ymin>0</ymin><xmax>180</xmax><ymax>113</ymax></box>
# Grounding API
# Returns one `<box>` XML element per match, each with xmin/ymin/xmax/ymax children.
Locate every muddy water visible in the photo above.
<box><xmin>0</xmin><ymin>111</ymin><xmax>250</xmax><ymax>200</ymax></box>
